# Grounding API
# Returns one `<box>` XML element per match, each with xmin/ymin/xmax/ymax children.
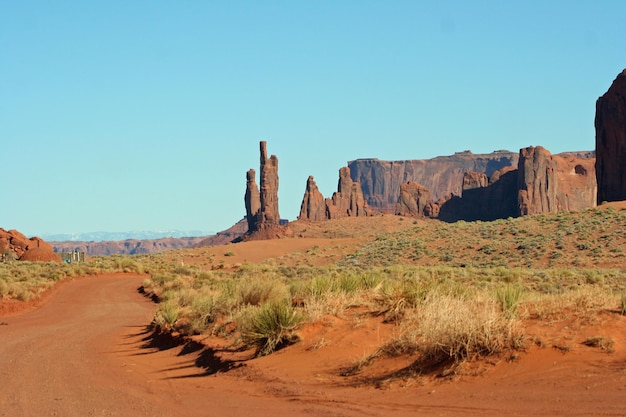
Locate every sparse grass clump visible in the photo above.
<box><xmin>496</xmin><ymin>285</ymin><xmax>524</xmax><ymax>318</ymax></box>
<box><xmin>416</xmin><ymin>294</ymin><xmax>523</xmax><ymax>363</ymax></box>
<box><xmin>240</xmin><ymin>301</ymin><xmax>304</xmax><ymax>356</ymax></box>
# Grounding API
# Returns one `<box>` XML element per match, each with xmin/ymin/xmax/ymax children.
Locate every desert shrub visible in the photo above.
<box><xmin>620</xmin><ymin>292</ymin><xmax>626</xmax><ymax>316</ymax></box>
<box><xmin>155</xmin><ymin>301</ymin><xmax>180</xmax><ymax>329</ymax></box>
<box><xmin>235</xmin><ymin>277</ymin><xmax>288</xmax><ymax>307</ymax></box>
<box><xmin>111</xmin><ymin>256</ymin><xmax>144</xmax><ymax>273</ymax></box>
<box><xmin>495</xmin><ymin>285</ymin><xmax>524</xmax><ymax>318</ymax></box>
<box><xmin>240</xmin><ymin>301</ymin><xmax>304</xmax><ymax>356</ymax></box>
<box><xmin>182</xmin><ymin>291</ymin><xmax>220</xmax><ymax>335</ymax></box>
<box><xmin>416</xmin><ymin>294</ymin><xmax>521</xmax><ymax>362</ymax></box>
<box><xmin>376</xmin><ymin>277</ymin><xmax>429</xmax><ymax>322</ymax></box>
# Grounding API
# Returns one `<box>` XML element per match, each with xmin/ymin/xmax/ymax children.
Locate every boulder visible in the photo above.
<box><xmin>596</xmin><ymin>69</ymin><xmax>626</xmax><ymax>203</ymax></box>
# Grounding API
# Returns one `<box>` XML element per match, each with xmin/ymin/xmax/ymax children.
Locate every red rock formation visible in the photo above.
<box><xmin>258</xmin><ymin>141</ymin><xmax>281</xmax><ymax>229</ymax></box>
<box><xmin>328</xmin><ymin>167</ymin><xmax>368</xmax><ymax>219</ymax></box>
<box><xmin>244</xmin><ymin>141</ymin><xmax>282</xmax><ymax>234</ymax></box>
<box><xmin>463</xmin><ymin>172</ymin><xmax>488</xmax><ymax>190</ymax></box>
<box><xmin>596</xmin><ymin>69</ymin><xmax>626</xmax><ymax>203</ymax></box>
<box><xmin>244</xmin><ymin>169</ymin><xmax>261</xmax><ymax>231</ymax></box>
<box><xmin>553</xmin><ymin>154</ymin><xmax>597</xmax><ymax>212</ymax></box>
<box><xmin>299</xmin><ymin>167</ymin><xmax>369</xmax><ymax>221</ymax></box>
<box><xmin>518</xmin><ymin>146</ymin><xmax>558</xmax><ymax>216</ymax></box>
<box><xmin>396</xmin><ymin>181</ymin><xmax>431</xmax><ymax>217</ymax></box>
<box><xmin>298</xmin><ymin>176</ymin><xmax>326</xmax><ymax>221</ymax></box>
<box><xmin>348</xmin><ymin>151</ymin><xmax>519</xmax><ymax>212</ymax></box>
<box><xmin>0</xmin><ymin>228</ymin><xmax>61</xmax><ymax>262</ymax></box>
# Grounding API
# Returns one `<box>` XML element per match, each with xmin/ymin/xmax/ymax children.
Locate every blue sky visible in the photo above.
<box><xmin>1</xmin><ymin>1</ymin><xmax>625</xmax><ymax>238</ymax></box>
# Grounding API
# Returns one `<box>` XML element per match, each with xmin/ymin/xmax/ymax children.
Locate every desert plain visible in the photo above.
<box><xmin>2</xmin><ymin>204</ymin><xmax>626</xmax><ymax>417</ymax></box>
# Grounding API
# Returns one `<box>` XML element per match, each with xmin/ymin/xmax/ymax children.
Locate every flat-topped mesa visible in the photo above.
<box><xmin>400</xmin><ymin>146</ymin><xmax>595</xmax><ymax>222</ymax></box>
<box><xmin>298</xmin><ymin>167</ymin><xmax>369</xmax><ymax>221</ymax></box>
<box><xmin>596</xmin><ymin>69</ymin><xmax>626</xmax><ymax>203</ymax></box>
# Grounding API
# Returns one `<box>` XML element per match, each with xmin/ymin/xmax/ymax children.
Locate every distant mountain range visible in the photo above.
<box><xmin>48</xmin><ymin>220</ymin><xmax>249</xmax><ymax>256</ymax></box>
<box><xmin>43</xmin><ymin>230</ymin><xmax>212</xmax><ymax>242</ymax></box>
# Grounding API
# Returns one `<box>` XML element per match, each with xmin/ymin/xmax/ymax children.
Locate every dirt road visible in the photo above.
<box><xmin>2</xmin><ymin>274</ymin><xmax>626</xmax><ymax>417</ymax></box>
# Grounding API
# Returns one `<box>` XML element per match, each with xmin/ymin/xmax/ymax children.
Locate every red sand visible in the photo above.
<box><xmin>1</xmin><ymin>274</ymin><xmax>626</xmax><ymax>416</ymax></box>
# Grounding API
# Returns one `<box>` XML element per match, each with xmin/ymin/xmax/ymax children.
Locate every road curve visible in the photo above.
<box><xmin>0</xmin><ymin>275</ymin><xmax>315</xmax><ymax>417</ymax></box>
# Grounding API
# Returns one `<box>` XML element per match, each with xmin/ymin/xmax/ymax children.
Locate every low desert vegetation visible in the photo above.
<box><xmin>140</xmin><ymin>262</ymin><xmax>625</xmax><ymax>363</ymax></box>
<box><xmin>0</xmin><ymin>255</ymin><xmax>144</xmax><ymax>302</ymax></box>
<box><xmin>3</xmin><ymin>207</ymin><xmax>626</xmax><ymax>377</ymax></box>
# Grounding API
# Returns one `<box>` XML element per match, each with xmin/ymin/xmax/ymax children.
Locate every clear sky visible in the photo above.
<box><xmin>2</xmin><ymin>1</ymin><xmax>625</xmax><ymax>238</ymax></box>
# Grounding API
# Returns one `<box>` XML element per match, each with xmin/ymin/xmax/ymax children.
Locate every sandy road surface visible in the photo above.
<box><xmin>0</xmin><ymin>275</ymin><xmax>171</xmax><ymax>416</ymax></box>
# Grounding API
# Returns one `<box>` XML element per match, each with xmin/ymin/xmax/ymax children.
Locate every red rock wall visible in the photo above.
<box><xmin>596</xmin><ymin>69</ymin><xmax>626</xmax><ymax>203</ymax></box>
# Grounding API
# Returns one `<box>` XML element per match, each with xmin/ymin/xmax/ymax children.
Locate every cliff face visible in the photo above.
<box><xmin>438</xmin><ymin>167</ymin><xmax>518</xmax><ymax>222</ymax></box>
<box><xmin>348</xmin><ymin>151</ymin><xmax>519</xmax><ymax>212</ymax></box>
<box><xmin>596</xmin><ymin>69</ymin><xmax>626</xmax><ymax>203</ymax></box>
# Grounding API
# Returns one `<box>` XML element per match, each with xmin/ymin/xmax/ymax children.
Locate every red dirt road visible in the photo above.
<box><xmin>2</xmin><ymin>275</ymin><xmax>626</xmax><ymax>417</ymax></box>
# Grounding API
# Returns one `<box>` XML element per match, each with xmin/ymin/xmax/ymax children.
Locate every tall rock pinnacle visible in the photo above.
<box><xmin>244</xmin><ymin>141</ymin><xmax>281</xmax><ymax>234</ymax></box>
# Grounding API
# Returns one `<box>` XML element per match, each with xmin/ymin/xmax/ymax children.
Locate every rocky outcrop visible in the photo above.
<box><xmin>0</xmin><ymin>229</ymin><xmax>61</xmax><ymax>262</ymax></box>
<box><xmin>348</xmin><ymin>150</ymin><xmax>519</xmax><ymax>212</ymax></box>
<box><xmin>244</xmin><ymin>141</ymin><xmax>282</xmax><ymax>234</ymax></box>
<box><xmin>553</xmin><ymin>153</ymin><xmax>597</xmax><ymax>212</ymax></box>
<box><xmin>298</xmin><ymin>167</ymin><xmax>369</xmax><ymax>221</ymax></box>
<box><xmin>244</xmin><ymin>169</ymin><xmax>261</xmax><ymax>232</ymax></box>
<box><xmin>328</xmin><ymin>167</ymin><xmax>368</xmax><ymax>219</ymax></box>
<box><xmin>463</xmin><ymin>172</ymin><xmax>488</xmax><ymax>190</ymax></box>
<box><xmin>438</xmin><ymin>167</ymin><xmax>518</xmax><ymax>222</ymax></box>
<box><xmin>396</xmin><ymin>181</ymin><xmax>431</xmax><ymax>217</ymax></box>
<box><xmin>298</xmin><ymin>176</ymin><xmax>326</xmax><ymax>221</ymax></box>
<box><xmin>419</xmin><ymin>147</ymin><xmax>595</xmax><ymax>222</ymax></box>
<box><xmin>596</xmin><ymin>69</ymin><xmax>626</xmax><ymax>203</ymax></box>
<box><xmin>518</xmin><ymin>146</ymin><xmax>558</xmax><ymax>215</ymax></box>
<box><xmin>258</xmin><ymin>141</ymin><xmax>280</xmax><ymax>228</ymax></box>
